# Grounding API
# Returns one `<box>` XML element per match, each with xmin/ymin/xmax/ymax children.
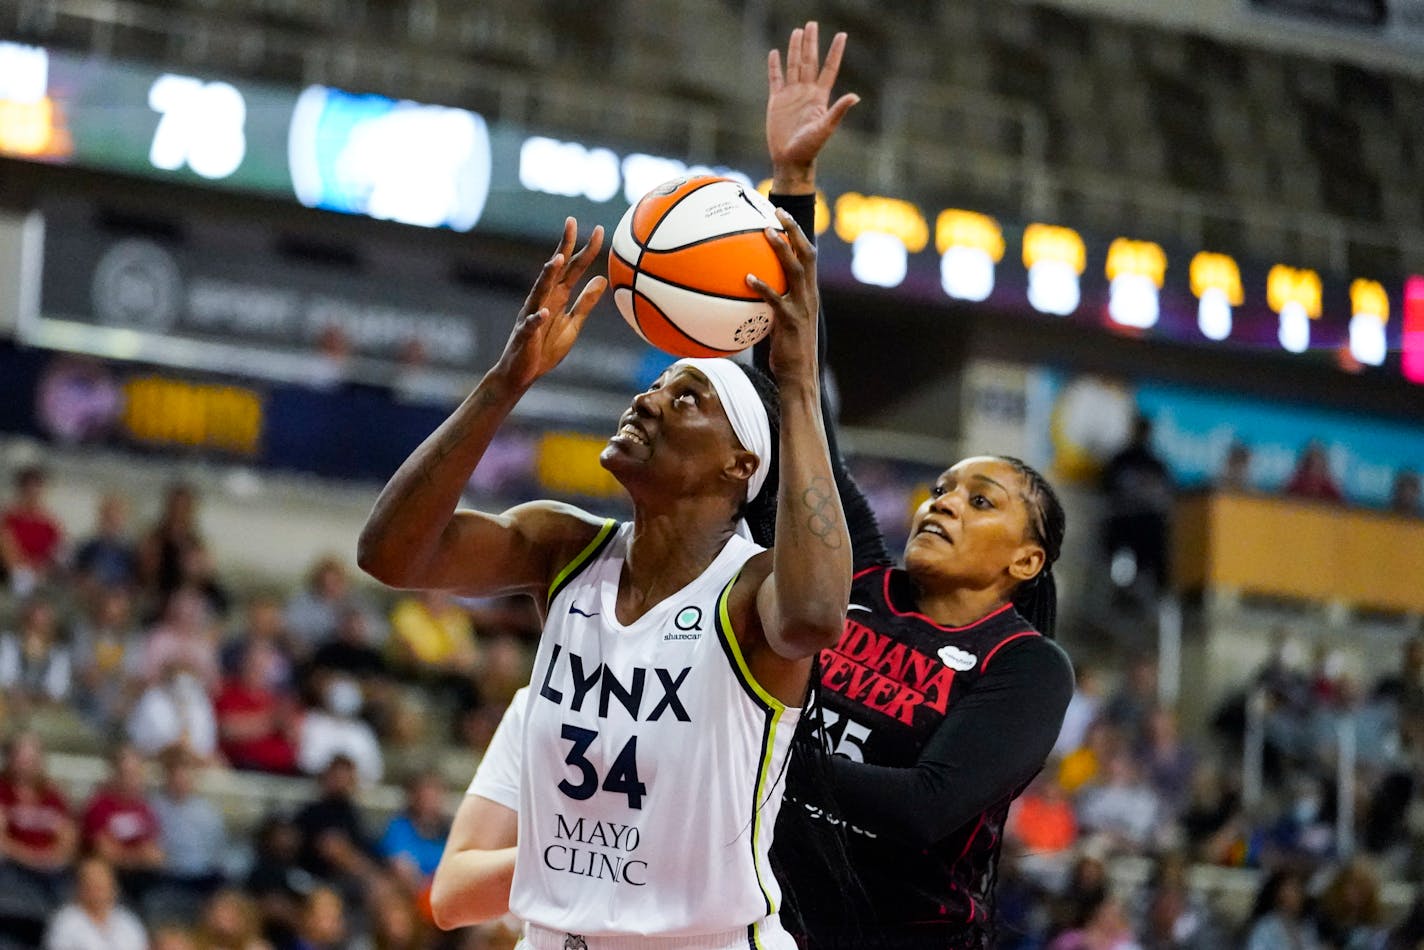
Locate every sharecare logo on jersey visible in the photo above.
<box><xmin>544</xmin><ymin>813</ymin><xmax>647</xmax><ymax>887</ymax></box>
<box><xmin>820</xmin><ymin>620</ymin><xmax>955</xmax><ymax>725</ymax></box>
<box><xmin>537</xmin><ymin>645</ymin><xmax>692</xmax><ymax>722</ymax></box>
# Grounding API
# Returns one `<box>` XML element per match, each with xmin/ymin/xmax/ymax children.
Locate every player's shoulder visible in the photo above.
<box><xmin>504</xmin><ymin>500</ymin><xmax>614</xmax><ymax>549</ymax></box>
<box><xmin>985</xmin><ymin>629</ymin><xmax>1074</xmax><ymax>684</ymax></box>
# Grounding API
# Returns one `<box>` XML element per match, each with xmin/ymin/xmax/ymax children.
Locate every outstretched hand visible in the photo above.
<box><xmin>747</xmin><ymin>209</ymin><xmax>820</xmax><ymax>388</ymax></box>
<box><xmin>492</xmin><ymin>217</ymin><xmax>606</xmax><ymax>392</ymax></box>
<box><xmin>767</xmin><ymin>21</ymin><xmax>859</xmax><ymax>185</ymax></box>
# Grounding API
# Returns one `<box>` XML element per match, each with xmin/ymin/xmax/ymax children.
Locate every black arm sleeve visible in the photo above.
<box><xmin>826</xmin><ymin>636</ymin><xmax>1075</xmax><ymax>847</ymax></box>
<box><xmin>760</xmin><ymin>191</ymin><xmax>892</xmax><ymax>571</ymax></box>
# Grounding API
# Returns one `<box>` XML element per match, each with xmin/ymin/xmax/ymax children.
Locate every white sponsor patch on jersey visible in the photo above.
<box><xmin>937</xmin><ymin>644</ymin><xmax>978</xmax><ymax>671</ymax></box>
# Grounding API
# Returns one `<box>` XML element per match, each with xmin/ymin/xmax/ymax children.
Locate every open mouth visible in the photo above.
<box><xmin>916</xmin><ymin>520</ymin><xmax>951</xmax><ymax>542</ymax></box>
<box><xmin>613</xmin><ymin>421</ymin><xmax>649</xmax><ymax>446</ymax></box>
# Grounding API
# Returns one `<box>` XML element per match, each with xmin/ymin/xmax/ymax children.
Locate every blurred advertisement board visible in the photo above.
<box><xmin>1032</xmin><ymin>368</ymin><xmax>1424</xmax><ymax>506</ymax></box>
<box><xmin>1</xmin><ymin>40</ymin><xmax>1419</xmax><ymax>384</ymax></box>
<box><xmin>25</xmin><ymin>201</ymin><xmax>667</xmax><ymax>401</ymax></box>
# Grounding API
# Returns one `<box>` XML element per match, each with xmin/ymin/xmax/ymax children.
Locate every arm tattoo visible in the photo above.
<box><xmin>801</xmin><ymin>476</ymin><xmax>845</xmax><ymax>550</ymax></box>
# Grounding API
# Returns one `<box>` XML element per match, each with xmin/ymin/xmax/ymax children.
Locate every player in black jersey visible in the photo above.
<box><xmin>757</xmin><ymin>24</ymin><xmax>1075</xmax><ymax>950</ymax></box>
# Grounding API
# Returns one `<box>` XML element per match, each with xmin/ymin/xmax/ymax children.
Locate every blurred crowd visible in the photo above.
<box><xmin>4</xmin><ymin>460</ymin><xmax>1424</xmax><ymax>950</ymax></box>
<box><xmin>0</xmin><ymin>464</ymin><xmax>536</xmax><ymax>949</ymax></box>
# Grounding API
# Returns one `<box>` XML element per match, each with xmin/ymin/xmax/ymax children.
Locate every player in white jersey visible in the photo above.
<box><xmin>358</xmin><ymin>206</ymin><xmax>851</xmax><ymax>949</ymax></box>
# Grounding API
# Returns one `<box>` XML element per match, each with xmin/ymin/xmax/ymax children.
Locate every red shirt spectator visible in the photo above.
<box><xmin>215</xmin><ymin>642</ymin><xmax>300</xmax><ymax>774</ymax></box>
<box><xmin>1285</xmin><ymin>441</ymin><xmax>1344</xmax><ymax>502</ymax></box>
<box><xmin>1</xmin><ymin>466</ymin><xmax>64</xmax><ymax>586</ymax></box>
<box><xmin>0</xmin><ymin>732</ymin><xmax>76</xmax><ymax>870</ymax></box>
<box><xmin>81</xmin><ymin>746</ymin><xmax>163</xmax><ymax>871</ymax></box>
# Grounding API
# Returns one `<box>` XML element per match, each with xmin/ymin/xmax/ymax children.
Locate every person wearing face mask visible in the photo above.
<box><xmin>296</xmin><ymin>674</ymin><xmax>383</xmax><ymax>786</ymax></box>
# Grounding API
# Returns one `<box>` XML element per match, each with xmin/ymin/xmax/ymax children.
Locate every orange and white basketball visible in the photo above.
<box><xmin>608</xmin><ymin>175</ymin><xmax>787</xmax><ymax>358</ymax></box>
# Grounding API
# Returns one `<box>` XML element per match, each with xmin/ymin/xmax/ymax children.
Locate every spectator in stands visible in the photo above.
<box><xmin>0</xmin><ymin>732</ymin><xmax>76</xmax><ymax>912</ymax></box>
<box><xmin>308</xmin><ymin>325</ymin><xmax>353</xmax><ymax>392</ymax></box>
<box><xmin>244</xmin><ymin>815</ymin><xmax>307</xmax><ymax>950</ymax></box>
<box><xmin>80</xmin><ymin>744</ymin><xmax>164</xmax><ymax>902</ymax></box>
<box><xmin>378</xmin><ymin>771</ymin><xmax>450</xmax><ymax>892</ymax></box>
<box><xmin>1264</xmin><ymin>773</ymin><xmax>1336</xmax><ymax>865</ymax></box>
<box><xmin>294</xmin><ymin>756</ymin><xmax>380</xmax><ymax>890</ymax></box>
<box><xmin>1055</xmin><ymin>663</ymin><xmax>1106</xmax><ymax>759</ymax></box>
<box><xmin>1007</xmin><ymin>772</ymin><xmax>1077</xmax><ymax>857</ymax></box>
<box><xmin>298</xmin><ymin>674</ymin><xmax>383</xmax><ymax>785</ymax></box>
<box><xmin>1</xmin><ymin>465</ymin><xmax>65</xmax><ymax>595</ymax></box>
<box><xmin>1315</xmin><ymin>858</ymin><xmax>1386</xmax><ymax>950</ymax></box>
<box><xmin>73</xmin><ymin>493</ymin><xmax>139</xmax><ymax>593</ymax></box>
<box><xmin>141</xmin><ymin>585</ymin><xmax>221</xmax><ymax>690</ymax></box>
<box><xmin>178</xmin><ymin>542</ymin><xmax>232</xmax><ymax>621</ymax></box>
<box><xmin>70</xmin><ymin>585</ymin><xmax>145</xmax><ymax>730</ymax></box>
<box><xmin>1136</xmin><ymin>851</ymin><xmax>1222</xmax><ymax>950</ymax></box>
<box><xmin>1284</xmin><ymin>440</ymin><xmax>1344</xmax><ymax>503</ymax></box>
<box><xmin>150</xmin><ymin>748</ymin><xmax>226</xmax><ymax>902</ymax></box>
<box><xmin>198</xmin><ymin>888</ymin><xmax>271</xmax><ymax>950</ymax></box>
<box><xmin>1138</xmin><ymin>707</ymin><xmax>1196</xmax><ymax>816</ymax></box>
<box><xmin>1106</xmin><ymin>653</ymin><xmax>1159</xmax><ymax>743</ymax></box>
<box><xmin>1075</xmin><ymin>752</ymin><xmax>1165</xmax><ymax>852</ymax></box>
<box><xmin>0</xmin><ymin>594</ymin><xmax>74</xmax><ymax>712</ymax></box>
<box><xmin>139</xmin><ymin>481</ymin><xmax>206</xmax><ymax>608</ymax></box>
<box><xmin>1244</xmin><ymin>869</ymin><xmax>1319</xmax><ymax>950</ymax></box>
<box><xmin>127</xmin><ymin>657</ymin><xmax>219</xmax><ymax>762</ymax></box>
<box><xmin>215</xmin><ymin>641</ymin><xmax>301</xmax><ymax>775</ymax></box>
<box><xmin>1059</xmin><ymin>719</ymin><xmax>1120</xmax><ymax>795</ymax></box>
<box><xmin>305</xmin><ymin>606</ymin><xmax>385</xmax><ymax>686</ymax></box>
<box><xmin>286</xmin><ymin>556</ymin><xmax>382</xmax><ymax>656</ymax></box>
<box><xmin>1101</xmin><ymin>413</ymin><xmax>1173</xmax><ymax>595</ymax></box>
<box><xmin>288</xmin><ymin>885</ymin><xmax>347</xmax><ymax>950</ymax></box>
<box><xmin>1179</xmin><ymin>763</ymin><xmax>1244</xmax><ymax>865</ymax></box>
<box><xmin>221</xmin><ymin>594</ymin><xmax>296</xmax><ymax>690</ymax></box>
<box><xmin>1215</xmin><ymin>440</ymin><xmax>1253</xmax><ymax>492</ymax></box>
<box><xmin>151</xmin><ymin>924</ymin><xmax>200</xmax><ymax>950</ymax></box>
<box><xmin>470</xmin><ymin>626</ymin><xmax>534</xmax><ymax>707</ymax></box>
<box><xmin>387</xmin><ymin>588</ymin><xmax>481</xmax><ymax>712</ymax></box>
<box><xmin>1377</xmin><ymin>637</ymin><xmax>1424</xmax><ymax>758</ymax></box>
<box><xmin>42</xmin><ymin>855</ymin><xmax>147</xmax><ymax>950</ymax></box>
<box><xmin>1389</xmin><ymin>468</ymin><xmax>1421</xmax><ymax>517</ymax></box>
<box><xmin>367</xmin><ymin>879</ymin><xmax>431</xmax><ymax>950</ymax></box>
<box><xmin>1046</xmin><ymin>889</ymin><xmax>1140</xmax><ymax>950</ymax></box>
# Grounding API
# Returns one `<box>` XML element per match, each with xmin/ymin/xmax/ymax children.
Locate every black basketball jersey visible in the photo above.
<box><xmin>776</xmin><ymin>565</ymin><xmax>1045</xmax><ymax>948</ymax></box>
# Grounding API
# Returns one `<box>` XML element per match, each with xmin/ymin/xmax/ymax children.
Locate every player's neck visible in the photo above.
<box><xmin>618</xmin><ymin>504</ymin><xmax>738</xmax><ymax>621</ymax></box>
<box><xmin>912</xmin><ymin>583</ymin><xmax>1010</xmax><ymax>630</ymax></box>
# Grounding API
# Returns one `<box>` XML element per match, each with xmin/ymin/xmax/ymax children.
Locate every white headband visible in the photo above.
<box><xmin>671</xmin><ymin>357</ymin><xmax>772</xmax><ymax>505</ymax></box>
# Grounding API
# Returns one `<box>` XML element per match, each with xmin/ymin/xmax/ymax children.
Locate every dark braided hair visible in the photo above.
<box><xmin>734</xmin><ymin>362</ymin><xmax>781</xmax><ymax>546</ymax></box>
<box><xmin>996</xmin><ymin>456</ymin><xmax>1066</xmax><ymax>639</ymax></box>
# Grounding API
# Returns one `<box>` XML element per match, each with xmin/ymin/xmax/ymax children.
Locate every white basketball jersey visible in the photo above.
<box><xmin>511</xmin><ymin>520</ymin><xmax>800</xmax><ymax>948</ymax></box>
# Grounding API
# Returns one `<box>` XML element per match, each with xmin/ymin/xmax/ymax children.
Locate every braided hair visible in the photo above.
<box><xmin>996</xmin><ymin>456</ymin><xmax>1066</xmax><ymax>639</ymax></box>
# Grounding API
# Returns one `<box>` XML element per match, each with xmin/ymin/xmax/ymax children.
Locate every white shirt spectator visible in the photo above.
<box><xmin>150</xmin><ymin>790</ymin><xmax>225</xmax><ymax>879</ymax></box>
<box><xmin>299</xmin><ymin>710</ymin><xmax>383</xmax><ymax>786</ymax></box>
<box><xmin>44</xmin><ymin>903</ymin><xmax>147</xmax><ymax>950</ymax></box>
<box><xmin>0</xmin><ymin>633</ymin><xmax>71</xmax><ymax>702</ymax></box>
<box><xmin>126</xmin><ymin>672</ymin><xmax>217</xmax><ymax>759</ymax></box>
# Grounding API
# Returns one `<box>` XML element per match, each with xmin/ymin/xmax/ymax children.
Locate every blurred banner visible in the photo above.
<box><xmin>0</xmin><ymin>342</ymin><xmax>943</xmax><ymax>521</ymax></box>
<box><xmin>25</xmin><ymin>201</ymin><xmax>670</xmax><ymax>397</ymax></box>
<box><xmin>1031</xmin><ymin>368</ymin><xmax>1424</xmax><ymax>505</ymax></box>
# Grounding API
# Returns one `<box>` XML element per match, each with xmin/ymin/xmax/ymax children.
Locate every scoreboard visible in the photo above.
<box><xmin>2</xmin><ymin>38</ymin><xmax>1421</xmax><ymax>384</ymax></box>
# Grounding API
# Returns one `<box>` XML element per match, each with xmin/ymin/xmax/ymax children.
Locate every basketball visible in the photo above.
<box><xmin>608</xmin><ymin>175</ymin><xmax>788</xmax><ymax>358</ymax></box>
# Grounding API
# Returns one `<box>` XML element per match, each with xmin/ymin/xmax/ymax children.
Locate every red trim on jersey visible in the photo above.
<box><xmin>881</xmin><ymin>569</ymin><xmax>1015</xmax><ymax>632</ymax></box>
<box><xmin>853</xmin><ymin>565</ymin><xmax>881</xmax><ymax>581</ymax></box>
<box><xmin>981</xmin><ymin>631</ymin><xmax>1041</xmax><ymax>670</ymax></box>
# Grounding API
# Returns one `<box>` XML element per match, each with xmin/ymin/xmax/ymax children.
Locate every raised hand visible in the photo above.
<box><xmin>746</xmin><ymin>209</ymin><xmax>820</xmax><ymax>388</ymax></box>
<box><xmin>492</xmin><ymin>217</ymin><xmax>606</xmax><ymax>392</ymax></box>
<box><xmin>766</xmin><ymin>21</ymin><xmax>859</xmax><ymax>190</ymax></box>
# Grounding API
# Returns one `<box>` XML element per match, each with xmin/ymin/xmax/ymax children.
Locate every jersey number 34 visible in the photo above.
<box><xmin>558</xmin><ymin>724</ymin><xmax>647</xmax><ymax>809</ymax></box>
